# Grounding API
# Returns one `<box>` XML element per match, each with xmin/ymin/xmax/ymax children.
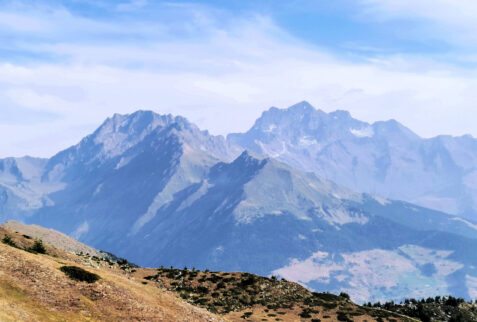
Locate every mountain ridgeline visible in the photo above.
<box><xmin>228</xmin><ymin>101</ymin><xmax>477</xmax><ymax>220</ymax></box>
<box><xmin>1</xmin><ymin>103</ymin><xmax>477</xmax><ymax>303</ymax></box>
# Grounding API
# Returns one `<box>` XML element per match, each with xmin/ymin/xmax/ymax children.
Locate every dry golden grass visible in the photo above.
<box><xmin>2</xmin><ymin>221</ymin><xmax>104</xmax><ymax>257</ymax></box>
<box><xmin>0</xmin><ymin>227</ymin><xmax>223</xmax><ymax>322</ymax></box>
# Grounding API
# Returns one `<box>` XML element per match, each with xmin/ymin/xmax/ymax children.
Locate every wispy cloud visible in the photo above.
<box><xmin>0</xmin><ymin>1</ymin><xmax>476</xmax><ymax>157</ymax></box>
<box><xmin>359</xmin><ymin>0</ymin><xmax>477</xmax><ymax>45</ymax></box>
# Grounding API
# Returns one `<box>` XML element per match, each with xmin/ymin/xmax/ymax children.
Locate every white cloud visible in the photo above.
<box><xmin>1</xmin><ymin>2</ymin><xmax>477</xmax><ymax>158</ymax></box>
<box><xmin>360</xmin><ymin>0</ymin><xmax>477</xmax><ymax>44</ymax></box>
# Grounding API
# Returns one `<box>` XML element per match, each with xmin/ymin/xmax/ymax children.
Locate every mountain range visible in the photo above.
<box><xmin>229</xmin><ymin>101</ymin><xmax>477</xmax><ymax>220</ymax></box>
<box><xmin>1</xmin><ymin>102</ymin><xmax>477</xmax><ymax>303</ymax></box>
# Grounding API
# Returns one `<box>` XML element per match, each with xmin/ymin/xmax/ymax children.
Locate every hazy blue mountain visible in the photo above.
<box><xmin>0</xmin><ymin>156</ymin><xmax>55</xmax><ymax>219</ymax></box>
<box><xmin>30</xmin><ymin>110</ymin><xmax>240</xmax><ymax>241</ymax></box>
<box><xmin>109</xmin><ymin>150</ymin><xmax>477</xmax><ymax>303</ymax></box>
<box><xmin>1</xmin><ymin>109</ymin><xmax>477</xmax><ymax>303</ymax></box>
<box><xmin>228</xmin><ymin>101</ymin><xmax>477</xmax><ymax>220</ymax></box>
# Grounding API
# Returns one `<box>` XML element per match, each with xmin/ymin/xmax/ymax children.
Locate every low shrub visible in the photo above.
<box><xmin>240</xmin><ymin>312</ymin><xmax>253</xmax><ymax>319</ymax></box>
<box><xmin>339</xmin><ymin>292</ymin><xmax>350</xmax><ymax>300</ymax></box>
<box><xmin>28</xmin><ymin>239</ymin><xmax>47</xmax><ymax>254</ymax></box>
<box><xmin>60</xmin><ymin>265</ymin><xmax>100</xmax><ymax>283</ymax></box>
<box><xmin>2</xmin><ymin>234</ymin><xmax>17</xmax><ymax>247</ymax></box>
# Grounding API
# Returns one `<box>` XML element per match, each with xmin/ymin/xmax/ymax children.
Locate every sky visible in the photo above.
<box><xmin>1</xmin><ymin>0</ymin><xmax>477</xmax><ymax>157</ymax></box>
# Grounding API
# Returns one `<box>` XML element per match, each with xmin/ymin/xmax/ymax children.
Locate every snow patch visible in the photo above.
<box><xmin>254</xmin><ymin>140</ymin><xmax>287</xmax><ymax>158</ymax></box>
<box><xmin>93</xmin><ymin>183</ymin><xmax>103</xmax><ymax>196</ymax></box>
<box><xmin>373</xmin><ymin>195</ymin><xmax>390</xmax><ymax>206</ymax></box>
<box><xmin>350</xmin><ymin>127</ymin><xmax>374</xmax><ymax>138</ymax></box>
<box><xmin>451</xmin><ymin>217</ymin><xmax>477</xmax><ymax>231</ymax></box>
<box><xmin>115</xmin><ymin>156</ymin><xmax>133</xmax><ymax>169</ymax></box>
<box><xmin>264</xmin><ymin>124</ymin><xmax>277</xmax><ymax>133</ymax></box>
<box><xmin>316</xmin><ymin>206</ymin><xmax>369</xmax><ymax>226</ymax></box>
<box><xmin>299</xmin><ymin>136</ymin><xmax>318</xmax><ymax>146</ymax></box>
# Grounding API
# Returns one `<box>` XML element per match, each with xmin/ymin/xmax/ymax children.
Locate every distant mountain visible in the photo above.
<box><xmin>110</xmin><ymin>150</ymin><xmax>477</xmax><ymax>303</ymax></box>
<box><xmin>1</xmin><ymin>109</ymin><xmax>477</xmax><ymax>303</ymax></box>
<box><xmin>228</xmin><ymin>101</ymin><xmax>477</xmax><ymax>220</ymax></box>
<box><xmin>30</xmin><ymin>110</ymin><xmax>240</xmax><ymax>242</ymax></box>
<box><xmin>0</xmin><ymin>156</ymin><xmax>55</xmax><ymax>219</ymax></box>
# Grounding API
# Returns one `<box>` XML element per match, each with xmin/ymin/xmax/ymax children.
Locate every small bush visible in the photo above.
<box><xmin>337</xmin><ymin>312</ymin><xmax>352</xmax><ymax>321</ymax></box>
<box><xmin>2</xmin><ymin>234</ymin><xmax>17</xmax><ymax>247</ymax></box>
<box><xmin>339</xmin><ymin>292</ymin><xmax>350</xmax><ymax>300</ymax></box>
<box><xmin>241</xmin><ymin>311</ymin><xmax>253</xmax><ymax>319</ymax></box>
<box><xmin>299</xmin><ymin>309</ymin><xmax>312</xmax><ymax>318</ymax></box>
<box><xmin>60</xmin><ymin>265</ymin><xmax>100</xmax><ymax>283</ymax></box>
<box><xmin>29</xmin><ymin>239</ymin><xmax>46</xmax><ymax>254</ymax></box>
<box><xmin>196</xmin><ymin>286</ymin><xmax>209</xmax><ymax>294</ymax></box>
<box><xmin>239</xmin><ymin>275</ymin><xmax>256</xmax><ymax>288</ymax></box>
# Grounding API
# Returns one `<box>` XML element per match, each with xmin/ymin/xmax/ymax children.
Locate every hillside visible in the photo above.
<box><xmin>136</xmin><ymin>267</ymin><xmax>415</xmax><ymax>321</ymax></box>
<box><xmin>0</xmin><ymin>224</ymin><xmax>417</xmax><ymax>321</ymax></box>
<box><xmin>365</xmin><ymin>297</ymin><xmax>477</xmax><ymax>322</ymax></box>
<box><xmin>0</xmin><ymin>225</ymin><xmax>220</xmax><ymax>321</ymax></box>
<box><xmin>1</xmin><ymin>221</ymin><xmax>107</xmax><ymax>258</ymax></box>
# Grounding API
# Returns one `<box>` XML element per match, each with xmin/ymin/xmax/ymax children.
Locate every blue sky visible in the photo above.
<box><xmin>1</xmin><ymin>0</ymin><xmax>477</xmax><ymax>157</ymax></box>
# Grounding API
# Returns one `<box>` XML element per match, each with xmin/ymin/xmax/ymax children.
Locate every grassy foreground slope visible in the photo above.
<box><xmin>0</xmin><ymin>223</ymin><xmax>414</xmax><ymax>321</ymax></box>
<box><xmin>0</xmin><ymin>225</ymin><xmax>221</xmax><ymax>322</ymax></box>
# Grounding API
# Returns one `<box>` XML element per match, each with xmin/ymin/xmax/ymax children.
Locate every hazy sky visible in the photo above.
<box><xmin>1</xmin><ymin>0</ymin><xmax>477</xmax><ymax>157</ymax></box>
